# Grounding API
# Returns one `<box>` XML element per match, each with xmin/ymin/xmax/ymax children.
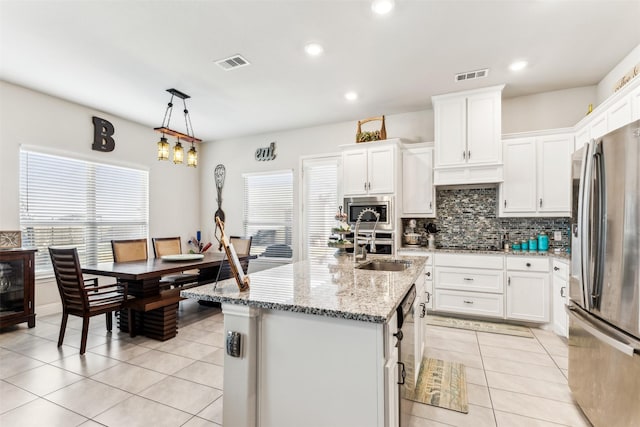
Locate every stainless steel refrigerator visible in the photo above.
<box><xmin>569</xmin><ymin>120</ymin><xmax>640</xmax><ymax>427</ymax></box>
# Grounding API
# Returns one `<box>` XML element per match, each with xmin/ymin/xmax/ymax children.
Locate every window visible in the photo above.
<box><xmin>243</xmin><ymin>171</ymin><xmax>293</xmax><ymax>260</ymax></box>
<box><xmin>301</xmin><ymin>156</ymin><xmax>341</xmax><ymax>259</ymax></box>
<box><xmin>20</xmin><ymin>149</ymin><xmax>149</xmax><ymax>277</ymax></box>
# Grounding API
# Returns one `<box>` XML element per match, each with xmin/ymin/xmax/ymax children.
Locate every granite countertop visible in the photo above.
<box><xmin>181</xmin><ymin>254</ymin><xmax>427</xmax><ymax>324</ymax></box>
<box><xmin>398</xmin><ymin>246</ymin><xmax>571</xmax><ymax>260</ymax></box>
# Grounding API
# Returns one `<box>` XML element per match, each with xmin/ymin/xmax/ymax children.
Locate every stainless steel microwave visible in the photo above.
<box><xmin>343</xmin><ymin>196</ymin><xmax>393</xmax><ymax>230</ymax></box>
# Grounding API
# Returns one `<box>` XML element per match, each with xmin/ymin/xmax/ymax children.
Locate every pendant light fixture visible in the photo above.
<box><xmin>155</xmin><ymin>88</ymin><xmax>201</xmax><ymax>166</ymax></box>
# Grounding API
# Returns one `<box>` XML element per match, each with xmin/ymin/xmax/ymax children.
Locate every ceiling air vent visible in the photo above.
<box><xmin>455</xmin><ymin>68</ymin><xmax>489</xmax><ymax>82</ymax></box>
<box><xmin>215</xmin><ymin>54</ymin><xmax>251</xmax><ymax>71</ymax></box>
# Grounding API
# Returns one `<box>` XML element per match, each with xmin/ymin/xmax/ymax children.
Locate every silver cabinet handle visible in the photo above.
<box><xmin>463</xmin><ymin>277</ymin><xmax>474</xmax><ymax>281</ymax></box>
<box><xmin>429</xmin><ymin>201</ymin><xmax>432</xmax><ymax>209</ymax></box>
<box><xmin>368</xmin><ymin>182</ymin><xmax>371</xmax><ymax>191</ymax></box>
<box><xmin>463</xmin><ymin>300</ymin><xmax>474</xmax><ymax>304</ymax></box>
<box><xmin>468</xmin><ymin>150</ymin><xmax>471</xmax><ymax>159</ymax></box>
<box><xmin>364</xmin><ymin>182</ymin><xmax>367</xmax><ymax>191</ymax></box>
<box><xmin>540</xmin><ymin>198</ymin><xmax>543</xmax><ymax>207</ymax></box>
<box><xmin>560</xmin><ymin>286</ymin><xmax>566</xmax><ymax>298</ymax></box>
<box><xmin>425</xmin><ymin>271</ymin><xmax>431</xmax><ymax>277</ymax></box>
<box><xmin>526</xmin><ymin>263</ymin><xmax>531</xmax><ymax>267</ymax></box>
<box><xmin>419</xmin><ymin>303</ymin><xmax>427</xmax><ymax>318</ymax></box>
<box><xmin>462</xmin><ymin>151</ymin><xmax>466</xmax><ymax>160</ymax></box>
<box><xmin>554</xmin><ymin>266</ymin><xmax>560</xmax><ymax>271</ymax></box>
<box><xmin>504</xmin><ymin>200</ymin><xmax>507</xmax><ymax>208</ymax></box>
<box><xmin>425</xmin><ymin>291</ymin><xmax>431</xmax><ymax>303</ymax></box>
<box><xmin>508</xmin><ymin>277</ymin><xmax>511</xmax><ymax>286</ymax></box>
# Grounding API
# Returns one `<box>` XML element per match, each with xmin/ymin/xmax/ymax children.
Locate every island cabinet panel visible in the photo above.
<box><xmin>258</xmin><ymin>309</ymin><xmax>386</xmax><ymax>427</ymax></box>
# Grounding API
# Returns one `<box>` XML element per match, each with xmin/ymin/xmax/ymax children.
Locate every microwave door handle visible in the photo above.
<box><xmin>581</xmin><ymin>141</ymin><xmax>594</xmax><ymax>310</ymax></box>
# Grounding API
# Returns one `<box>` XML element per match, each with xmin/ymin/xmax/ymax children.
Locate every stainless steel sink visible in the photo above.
<box><xmin>356</xmin><ymin>260</ymin><xmax>412</xmax><ymax>271</ymax></box>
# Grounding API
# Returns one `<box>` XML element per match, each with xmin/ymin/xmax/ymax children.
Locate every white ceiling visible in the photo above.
<box><xmin>1</xmin><ymin>1</ymin><xmax>639</xmax><ymax>142</ymax></box>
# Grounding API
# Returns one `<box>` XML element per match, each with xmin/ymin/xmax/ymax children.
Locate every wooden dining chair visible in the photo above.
<box><xmin>49</xmin><ymin>246</ymin><xmax>131</xmax><ymax>354</ymax></box>
<box><xmin>111</xmin><ymin>238</ymin><xmax>148</xmax><ymax>263</ymax></box>
<box><xmin>151</xmin><ymin>237</ymin><xmax>199</xmax><ymax>287</ymax></box>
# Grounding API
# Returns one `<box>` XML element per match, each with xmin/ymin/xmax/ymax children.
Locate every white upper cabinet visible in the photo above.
<box><xmin>538</xmin><ymin>134</ymin><xmax>574</xmax><ymax>213</ymax></box>
<box><xmin>342</xmin><ymin>139</ymin><xmax>399</xmax><ymax>196</ymax></box>
<box><xmin>432</xmin><ymin>85</ymin><xmax>504</xmax><ymax>185</ymax></box>
<box><xmin>502</xmin><ymin>138</ymin><xmax>537</xmax><ymax>213</ymax></box>
<box><xmin>500</xmin><ymin>132</ymin><xmax>573</xmax><ymax>217</ymax></box>
<box><xmin>402</xmin><ymin>145</ymin><xmax>435</xmax><ymax>216</ymax></box>
<box><xmin>574</xmin><ymin>76</ymin><xmax>640</xmax><ymax>151</ymax></box>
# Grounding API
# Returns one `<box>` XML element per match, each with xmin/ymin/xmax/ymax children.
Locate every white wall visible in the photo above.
<box><xmin>0</xmin><ymin>81</ymin><xmax>201</xmax><ymax>307</ymax></box>
<box><xmin>597</xmin><ymin>43</ymin><xmax>640</xmax><ymax>104</ymax></box>
<box><xmin>502</xmin><ymin>86</ymin><xmax>596</xmax><ymax>134</ymax></box>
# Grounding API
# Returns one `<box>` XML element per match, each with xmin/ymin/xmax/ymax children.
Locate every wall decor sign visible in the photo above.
<box><xmin>92</xmin><ymin>116</ymin><xmax>115</xmax><ymax>152</ymax></box>
<box><xmin>255</xmin><ymin>142</ymin><xmax>276</xmax><ymax>161</ymax></box>
<box><xmin>613</xmin><ymin>63</ymin><xmax>639</xmax><ymax>93</ymax></box>
<box><xmin>0</xmin><ymin>231</ymin><xmax>21</xmax><ymax>249</ymax></box>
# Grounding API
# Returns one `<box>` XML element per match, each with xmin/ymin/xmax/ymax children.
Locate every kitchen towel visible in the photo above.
<box><xmin>426</xmin><ymin>315</ymin><xmax>534</xmax><ymax>338</ymax></box>
<box><xmin>405</xmin><ymin>357</ymin><xmax>468</xmax><ymax>413</ymax></box>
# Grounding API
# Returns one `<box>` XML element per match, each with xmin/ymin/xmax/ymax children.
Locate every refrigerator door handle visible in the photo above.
<box><xmin>591</xmin><ymin>143</ymin><xmax>606</xmax><ymax>309</ymax></box>
<box><xmin>579</xmin><ymin>141</ymin><xmax>594</xmax><ymax>309</ymax></box>
<box><xmin>567</xmin><ymin>305</ymin><xmax>638</xmax><ymax>357</ymax></box>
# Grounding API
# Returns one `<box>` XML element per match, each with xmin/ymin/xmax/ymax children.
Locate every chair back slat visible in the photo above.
<box><xmin>111</xmin><ymin>239</ymin><xmax>148</xmax><ymax>262</ymax></box>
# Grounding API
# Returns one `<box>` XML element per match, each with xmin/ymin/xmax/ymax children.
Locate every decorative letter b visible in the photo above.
<box><xmin>92</xmin><ymin>116</ymin><xmax>115</xmax><ymax>152</ymax></box>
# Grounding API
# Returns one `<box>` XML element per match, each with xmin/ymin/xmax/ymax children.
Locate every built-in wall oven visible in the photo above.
<box><xmin>344</xmin><ymin>196</ymin><xmax>393</xmax><ymax>231</ymax></box>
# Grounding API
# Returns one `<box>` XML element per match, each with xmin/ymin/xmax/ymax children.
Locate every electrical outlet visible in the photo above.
<box><xmin>554</xmin><ymin>231</ymin><xmax>562</xmax><ymax>241</ymax></box>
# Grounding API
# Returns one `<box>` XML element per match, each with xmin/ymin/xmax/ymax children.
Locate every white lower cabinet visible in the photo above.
<box><xmin>433</xmin><ymin>253</ymin><xmax>505</xmax><ymax>319</ymax></box>
<box><xmin>506</xmin><ymin>256</ymin><xmax>550</xmax><ymax>323</ymax></box>
<box><xmin>552</xmin><ymin>259</ymin><xmax>569</xmax><ymax>338</ymax></box>
<box><xmin>384</xmin><ymin>310</ymin><xmax>399</xmax><ymax>427</ymax></box>
<box><xmin>435</xmin><ymin>289</ymin><xmax>504</xmax><ymax>318</ymax></box>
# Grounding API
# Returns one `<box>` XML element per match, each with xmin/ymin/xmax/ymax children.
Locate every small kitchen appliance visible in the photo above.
<box><xmin>403</xmin><ymin>219</ymin><xmax>421</xmax><ymax>246</ymax></box>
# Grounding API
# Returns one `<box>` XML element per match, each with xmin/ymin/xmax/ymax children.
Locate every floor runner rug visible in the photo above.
<box><xmin>404</xmin><ymin>357</ymin><xmax>468</xmax><ymax>413</ymax></box>
<box><xmin>426</xmin><ymin>314</ymin><xmax>534</xmax><ymax>338</ymax></box>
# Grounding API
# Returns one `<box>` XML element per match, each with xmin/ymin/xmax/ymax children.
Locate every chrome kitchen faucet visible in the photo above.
<box><xmin>353</xmin><ymin>208</ymin><xmax>380</xmax><ymax>264</ymax></box>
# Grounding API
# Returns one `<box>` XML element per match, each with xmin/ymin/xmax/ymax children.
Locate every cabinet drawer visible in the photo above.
<box><xmin>435</xmin><ymin>267</ymin><xmax>504</xmax><ymax>293</ymax></box>
<box><xmin>435</xmin><ymin>252</ymin><xmax>504</xmax><ymax>269</ymax></box>
<box><xmin>552</xmin><ymin>259</ymin><xmax>569</xmax><ymax>279</ymax></box>
<box><xmin>506</xmin><ymin>256</ymin><xmax>549</xmax><ymax>272</ymax></box>
<box><xmin>434</xmin><ymin>289</ymin><xmax>504</xmax><ymax>318</ymax></box>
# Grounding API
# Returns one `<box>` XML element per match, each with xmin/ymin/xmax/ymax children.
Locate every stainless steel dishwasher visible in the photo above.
<box><xmin>396</xmin><ymin>284</ymin><xmax>416</xmax><ymax>427</ymax></box>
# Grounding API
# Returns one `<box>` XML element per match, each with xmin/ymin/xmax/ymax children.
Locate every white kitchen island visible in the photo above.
<box><xmin>181</xmin><ymin>254</ymin><xmax>427</xmax><ymax>427</ymax></box>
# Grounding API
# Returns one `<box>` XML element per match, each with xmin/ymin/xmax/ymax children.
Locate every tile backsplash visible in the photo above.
<box><xmin>401</xmin><ymin>187</ymin><xmax>571</xmax><ymax>252</ymax></box>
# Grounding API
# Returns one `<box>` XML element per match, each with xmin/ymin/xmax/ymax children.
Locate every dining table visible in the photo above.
<box><xmin>81</xmin><ymin>252</ymin><xmax>228</xmax><ymax>340</ymax></box>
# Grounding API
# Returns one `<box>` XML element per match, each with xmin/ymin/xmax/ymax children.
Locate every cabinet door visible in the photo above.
<box><xmin>402</xmin><ymin>148</ymin><xmax>434</xmax><ymax>215</ymax></box>
<box><xmin>368</xmin><ymin>145</ymin><xmax>395</xmax><ymax>194</ymax></box>
<box><xmin>384</xmin><ymin>353</ymin><xmax>399</xmax><ymax>427</ymax></box>
<box><xmin>607</xmin><ymin>95</ymin><xmax>632</xmax><ymax>132</ymax></box>
<box><xmin>506</xmin><ymin>272</ymin><xmax>549</xmax><ymax>322</ymax></box>
<box><xmin>589</xmin><ymin>113</ymin><xmax>608</xmax><ymax>139</ymax></box>
<box><xmin>342</xmin><ymin>148</ymin><xmax>368</xmax><ymax>195</ymax></box>
<box><xmin>538</xmin><ymin>134</ymin><xmax>573</xmax><ymax>214</ymax></box>
<box><xmin>574</xmin><ymin>127</ymin><xmax>590</xmax><ymax>152</ymax></box>
<box><xmin>467</xmin><ymin>91</ymin><xmax>501</xmax><ymax>165</ymax></box>
<box><xmin>552</xmin><ymin>274</ymin><xmax>569</xmax><ymax>338</ymax></box>
<box><xmin>434</xmin><ymin>97</ymin><xmax>467</xmax><ymax>168</ymax></box>
<box><xmin>632</xmin><ymin>85</ymin><xmax>640</xmax><ymax>121</ymax></box>
<box><xmin>502</xmin><ymin>138</ymin><xmax>537</xmax><ymax>213</ymax></box>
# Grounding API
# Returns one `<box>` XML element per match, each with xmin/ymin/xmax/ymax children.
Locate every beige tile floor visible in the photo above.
<box><xmin>1</xmin><ymin>301</ymin><xmax>591</xmax><ymax>427</ymax></box>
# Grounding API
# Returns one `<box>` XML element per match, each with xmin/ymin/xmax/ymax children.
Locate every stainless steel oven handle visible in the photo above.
<box><xmin>566</xmin><ymin>305</ymin><xmax>637</xmax><ymax>357</ymax></box>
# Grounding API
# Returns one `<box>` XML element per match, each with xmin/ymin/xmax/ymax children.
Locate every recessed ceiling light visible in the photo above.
<box><xmin>304</xmin><ymin>43</ymin><xmax>324</xmax><ymax>57</ymax></box>
<box><xmin>509</xmin><ymin>60</ymin><xmax>528</xmax><ymax>71</ymax></box>
<box><xmin>371</xmin><ymin>0</ymin><xmax>395</xmax><ymax>15</ymax></box>
<box><xmin>345</xmin><ymin>91</ymin><xmax>358</xmax><ymax>101</ymax></box>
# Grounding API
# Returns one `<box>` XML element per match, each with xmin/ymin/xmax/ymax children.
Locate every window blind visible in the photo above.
<box><xmin>302</xmin><ymin>157</ymin><xmax>340</xmax><ymax>259</ymax></box>
<box><xmin>19</xmin><ymin>149</ymin><xmax>149</xmax><ymax>277</ymax></box>
<box><xmin>243</xmin><ymin>171</ymin><xmax>293</xmax><ymax>260</ymax></box>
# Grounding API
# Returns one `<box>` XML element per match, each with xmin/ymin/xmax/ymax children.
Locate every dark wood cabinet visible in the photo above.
<box><xmin>0</xmin><ymin>248</ymin><xmax>37</xmax><ymax>329</ymax></box>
